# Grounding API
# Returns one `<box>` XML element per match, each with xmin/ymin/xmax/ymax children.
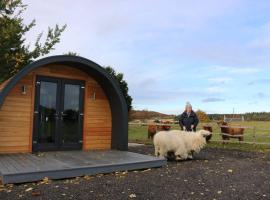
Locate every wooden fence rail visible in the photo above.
<box><xmin>128</xmin><ymin>122</ymin><xmax>270</xmax><ymax>146</ymax></box>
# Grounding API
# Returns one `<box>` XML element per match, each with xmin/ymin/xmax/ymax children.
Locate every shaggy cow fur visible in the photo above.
<box><xmin>148</xmin><ymin>122</ymin><xmax>171</xmax><ymax>139</ymax></box>
<box><xmin>202</xmin><ymin>125</ymin><xmax>213</xmax><ymax>142</ymax></box>
<box><xmin>217</xmin><ymin>121</ymin><xmax>245</xmax><ymax>141</ymax></box>
<box><xmin>153</xmin><ymin>130</ymin><xmax>211</xmax><ymax>160</ymax></box>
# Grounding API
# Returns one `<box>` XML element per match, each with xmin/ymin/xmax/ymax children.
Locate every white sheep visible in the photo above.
<box><xmin>153</xmin><ymin>131</ymin><xmax>188</xmax><ymax>160</ymax></box>
<box><xmin>153</xmin><ymin>129</ymin><xmax>211</xmax><ymax>160</ymax></box>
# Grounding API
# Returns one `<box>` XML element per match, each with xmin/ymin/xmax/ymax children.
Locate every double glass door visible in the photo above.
<box><xmin>33</xmin><ymin>76</ymin><xmax>85</xmax><ymax>151</ymax></box>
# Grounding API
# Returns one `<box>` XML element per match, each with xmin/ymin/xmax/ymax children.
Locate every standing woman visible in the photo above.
<box><xmin>179</xmin><ymin>102</ymin><xmax>199</xmax><ymax>132</ymax></box>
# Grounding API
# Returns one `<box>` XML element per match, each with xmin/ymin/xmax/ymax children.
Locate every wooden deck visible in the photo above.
<box><xmin>0</xmin><ymin>150</ymin><xmax>166</xmax><ymax>184</ymax></box>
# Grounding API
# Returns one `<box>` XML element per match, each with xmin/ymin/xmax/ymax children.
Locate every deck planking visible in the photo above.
<box><xmin>0</xmin><ymin>150</ymin><xmax>166</xmax><ymax>184</ymax></box>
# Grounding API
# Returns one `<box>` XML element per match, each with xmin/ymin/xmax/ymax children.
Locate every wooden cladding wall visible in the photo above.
<box><xmin>0</xmin><ymin>64</ymin><xmax>112</xmax><ymax>153</ymax></box>
<box><xmin>0</xmin><ymin>74</ymin><xmax>34</xmax><ymax>153</ymax></box>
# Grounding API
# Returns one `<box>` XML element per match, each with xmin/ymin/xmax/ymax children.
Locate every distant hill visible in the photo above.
<box><xmin>129</xmin><ymin>110</ymin><xmax>175</xmax><ymax>120</ymax></box>
<box><xmin>129</xmin><ymin>110</ymin><xmax>270</xmax><ymax>121</ymax></box>
<box><xmin>208</xmin><ymin>112</ymin><xmax>270</xmax><ymax>121</ymax></box>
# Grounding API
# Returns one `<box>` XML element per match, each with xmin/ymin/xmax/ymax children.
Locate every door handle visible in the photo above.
<box><xmin>61</xmin><ymin>112</ymin><xmax>67</xmax><ymax>116</ymax></box>
<box><xmin>59</xmin><ymin>112</ymin><xmax>67</xmax><ymax>121</ymax></box>
<box><xmin>53</xmin><ymin>112</ymin><xmax>60</xmax><ymax>120</ymax></box>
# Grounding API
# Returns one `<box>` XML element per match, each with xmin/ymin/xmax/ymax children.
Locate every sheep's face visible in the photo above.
<box><xmin>198</xmin><ymin>130</ymin><xmax>211</xmax><ymax>138</ymax></box>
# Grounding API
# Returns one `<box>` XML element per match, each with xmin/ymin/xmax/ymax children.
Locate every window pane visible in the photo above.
<box><xmin>38</xmin><ymin>81</ymin><xmax>57</xmax><ymax>143</ymax></box>
<box><xmin>62</xmin><ymin>84</ymin><xmax>80</xmax><ymax>143</ymax></box>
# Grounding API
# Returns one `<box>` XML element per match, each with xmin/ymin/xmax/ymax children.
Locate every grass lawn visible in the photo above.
<box><xmin>128</xmin><ymin>121</ymin><xmax>270</xmax><ymax>152</ymax></box>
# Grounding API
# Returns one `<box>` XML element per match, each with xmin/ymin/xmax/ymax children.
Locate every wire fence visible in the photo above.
<box><xmin>128</xmin><ymin>122</ymin><xmax>270</xmax><ymax>146</ymax></box>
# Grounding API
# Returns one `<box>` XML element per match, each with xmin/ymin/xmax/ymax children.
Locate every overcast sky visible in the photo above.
<box><xmin>22</xmin><ymin>0</ymin><xmax>270</xmax><ymax>114</ymax></box>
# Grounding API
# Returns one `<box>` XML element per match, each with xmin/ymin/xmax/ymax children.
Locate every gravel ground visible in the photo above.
<box><xmin>0</xmin><ymin>145</ymin><xmax>269</xmax><ymax>200</ymax></box>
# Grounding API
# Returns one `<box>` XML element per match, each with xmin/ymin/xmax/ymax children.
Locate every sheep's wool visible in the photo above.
<box><xmin>153</xmin><ymin>130</ymin><xmax>210</xmax><ymax>160</ymax></box>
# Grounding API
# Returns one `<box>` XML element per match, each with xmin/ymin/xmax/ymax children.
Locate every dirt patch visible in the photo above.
<box><xmin>0</xmin><ymin>146</ymin><xmax>269</xmax><ymax>200</ymax></box>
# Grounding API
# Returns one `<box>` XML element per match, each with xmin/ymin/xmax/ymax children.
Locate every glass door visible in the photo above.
<box><xmin>59</xmin><ymin>80</ymin><xmax>84</xmax><ymax>150</ymax></box>
<box><xmin>33</xmin><ymin>76</ymin><xmax>84</xmax><ymax>152</ymax></box>
<box><xmin>33</xmin><ymin>76</ymin><xmax>61</xmax><ymax>151</ymax></box>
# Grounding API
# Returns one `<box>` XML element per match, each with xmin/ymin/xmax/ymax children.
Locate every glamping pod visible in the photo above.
<box><xmin>0</xmin><ymin>55</ymin><xmax>128</xmax><ymax>153</ymax></box>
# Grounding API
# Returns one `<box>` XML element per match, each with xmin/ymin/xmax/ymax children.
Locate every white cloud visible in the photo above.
<box><xmin>210</xmin><ymin>65</ymin><xmax>260</xmax><ymax>74</ymax></box>
<box><xmin>248</xmin><ymin>101</ymin><xmax>258</xmax><ymax>105</ymax></box>
<box><xmin>248</xmin><ymin>78</ymin><xmax>270</xmax><ymax>85</ymax></box>
<box><xmin>202</xmin><ymin>97</ymin><xmax>225</xmax><ymax>103</ymax></box>
<box><xmin>206</xmin><ymin>86</ymin><xmax>226</xmax><ymax>94</ymax></box>
<box><xmin>208</xmin><ymin>77</ymin><xmax>233</xmax><ymax>84</ymax></box>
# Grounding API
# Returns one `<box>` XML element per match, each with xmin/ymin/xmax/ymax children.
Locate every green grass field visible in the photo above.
<box><xmin>128</xmin><ymin>121</ymin><xmax>270</xmax><ymax>152</ymax></box>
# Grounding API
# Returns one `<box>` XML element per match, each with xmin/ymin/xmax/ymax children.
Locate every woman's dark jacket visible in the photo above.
<box><xmin>179</xmin><ymin>111</ymin><xmax>199</xmax><ymax>131</ymax></box>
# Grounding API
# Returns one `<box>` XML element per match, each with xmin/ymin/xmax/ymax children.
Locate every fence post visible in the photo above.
<box><xmin>253</xmin><ymin>126</ymin><xmax>256</xmax><ymax>146</ymax></box>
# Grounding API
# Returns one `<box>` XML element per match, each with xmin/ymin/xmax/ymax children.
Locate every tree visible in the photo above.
<box><xmin>0</xmin><ymin>0</ymin><xmax>66</xmax><ymax>82</ymax></box>
<box><xmin>64</xmin><ymin>51</ymin><xmax>79</xmax><ymax>56</ymax></box>
<box><xmin>196</xmin><ymin>110</ymin><xmax>210</xmax><ymax>122</ymax></box>
<box><xmin>105</xmin><ymin>66</ymin><xmax>133</xmax><ymax>112</ymax></box>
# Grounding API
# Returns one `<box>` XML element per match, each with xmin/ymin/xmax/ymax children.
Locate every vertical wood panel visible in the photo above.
<box><xmin>84</xmin><ymin>80</ymin><xmax>112</xmax><ymax>150</ymax></box>
<box><xmin>0</xmin><ymin>75</ymin><xmax>33</xmax><ymax>153</ymax></box>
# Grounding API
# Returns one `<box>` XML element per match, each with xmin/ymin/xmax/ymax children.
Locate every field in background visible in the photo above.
<box><xmin>129</xmin><ymin>121</ymin><xmax>270</xmax><ymax>152</ymax></box>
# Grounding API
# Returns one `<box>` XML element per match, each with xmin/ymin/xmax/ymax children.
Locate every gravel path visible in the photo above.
<box><xmin>0</xmin><ymin>145</ymin><xmax>269</xmax><ymax>200</ymax></box>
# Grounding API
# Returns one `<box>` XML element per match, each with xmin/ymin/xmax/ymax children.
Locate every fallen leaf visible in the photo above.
<box><xmin>142</xmin><ymin>168</ymin><xmax>151</xmax><ymax>172</ymax></box>
<box><xmin>25</xmin><ymin>187</ymin><xmax>33</xmax><ymax>192</ymax></box>
<box><xmin>40</xmin><ymin>177</ymin><xmax>50</xmax><ymax>185</ymax></box>
<box><xmin>129</xmin><ymin>193</ymin><xmax>136</xmax><ymax>198</ymax></box>
<box><xmin>32</xmin><ymin>190</ymin><xmax>41</xmax><ymax>196</ymax></box>
<box><xmin>228</xmin><ymin>169</ymin><xmax>233</xmax><ymax>173</ymax></box>
<box><xmin>84</xmin><ymin>175</ymin><xmax>92</xmax><ymax>180</ymax></box>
